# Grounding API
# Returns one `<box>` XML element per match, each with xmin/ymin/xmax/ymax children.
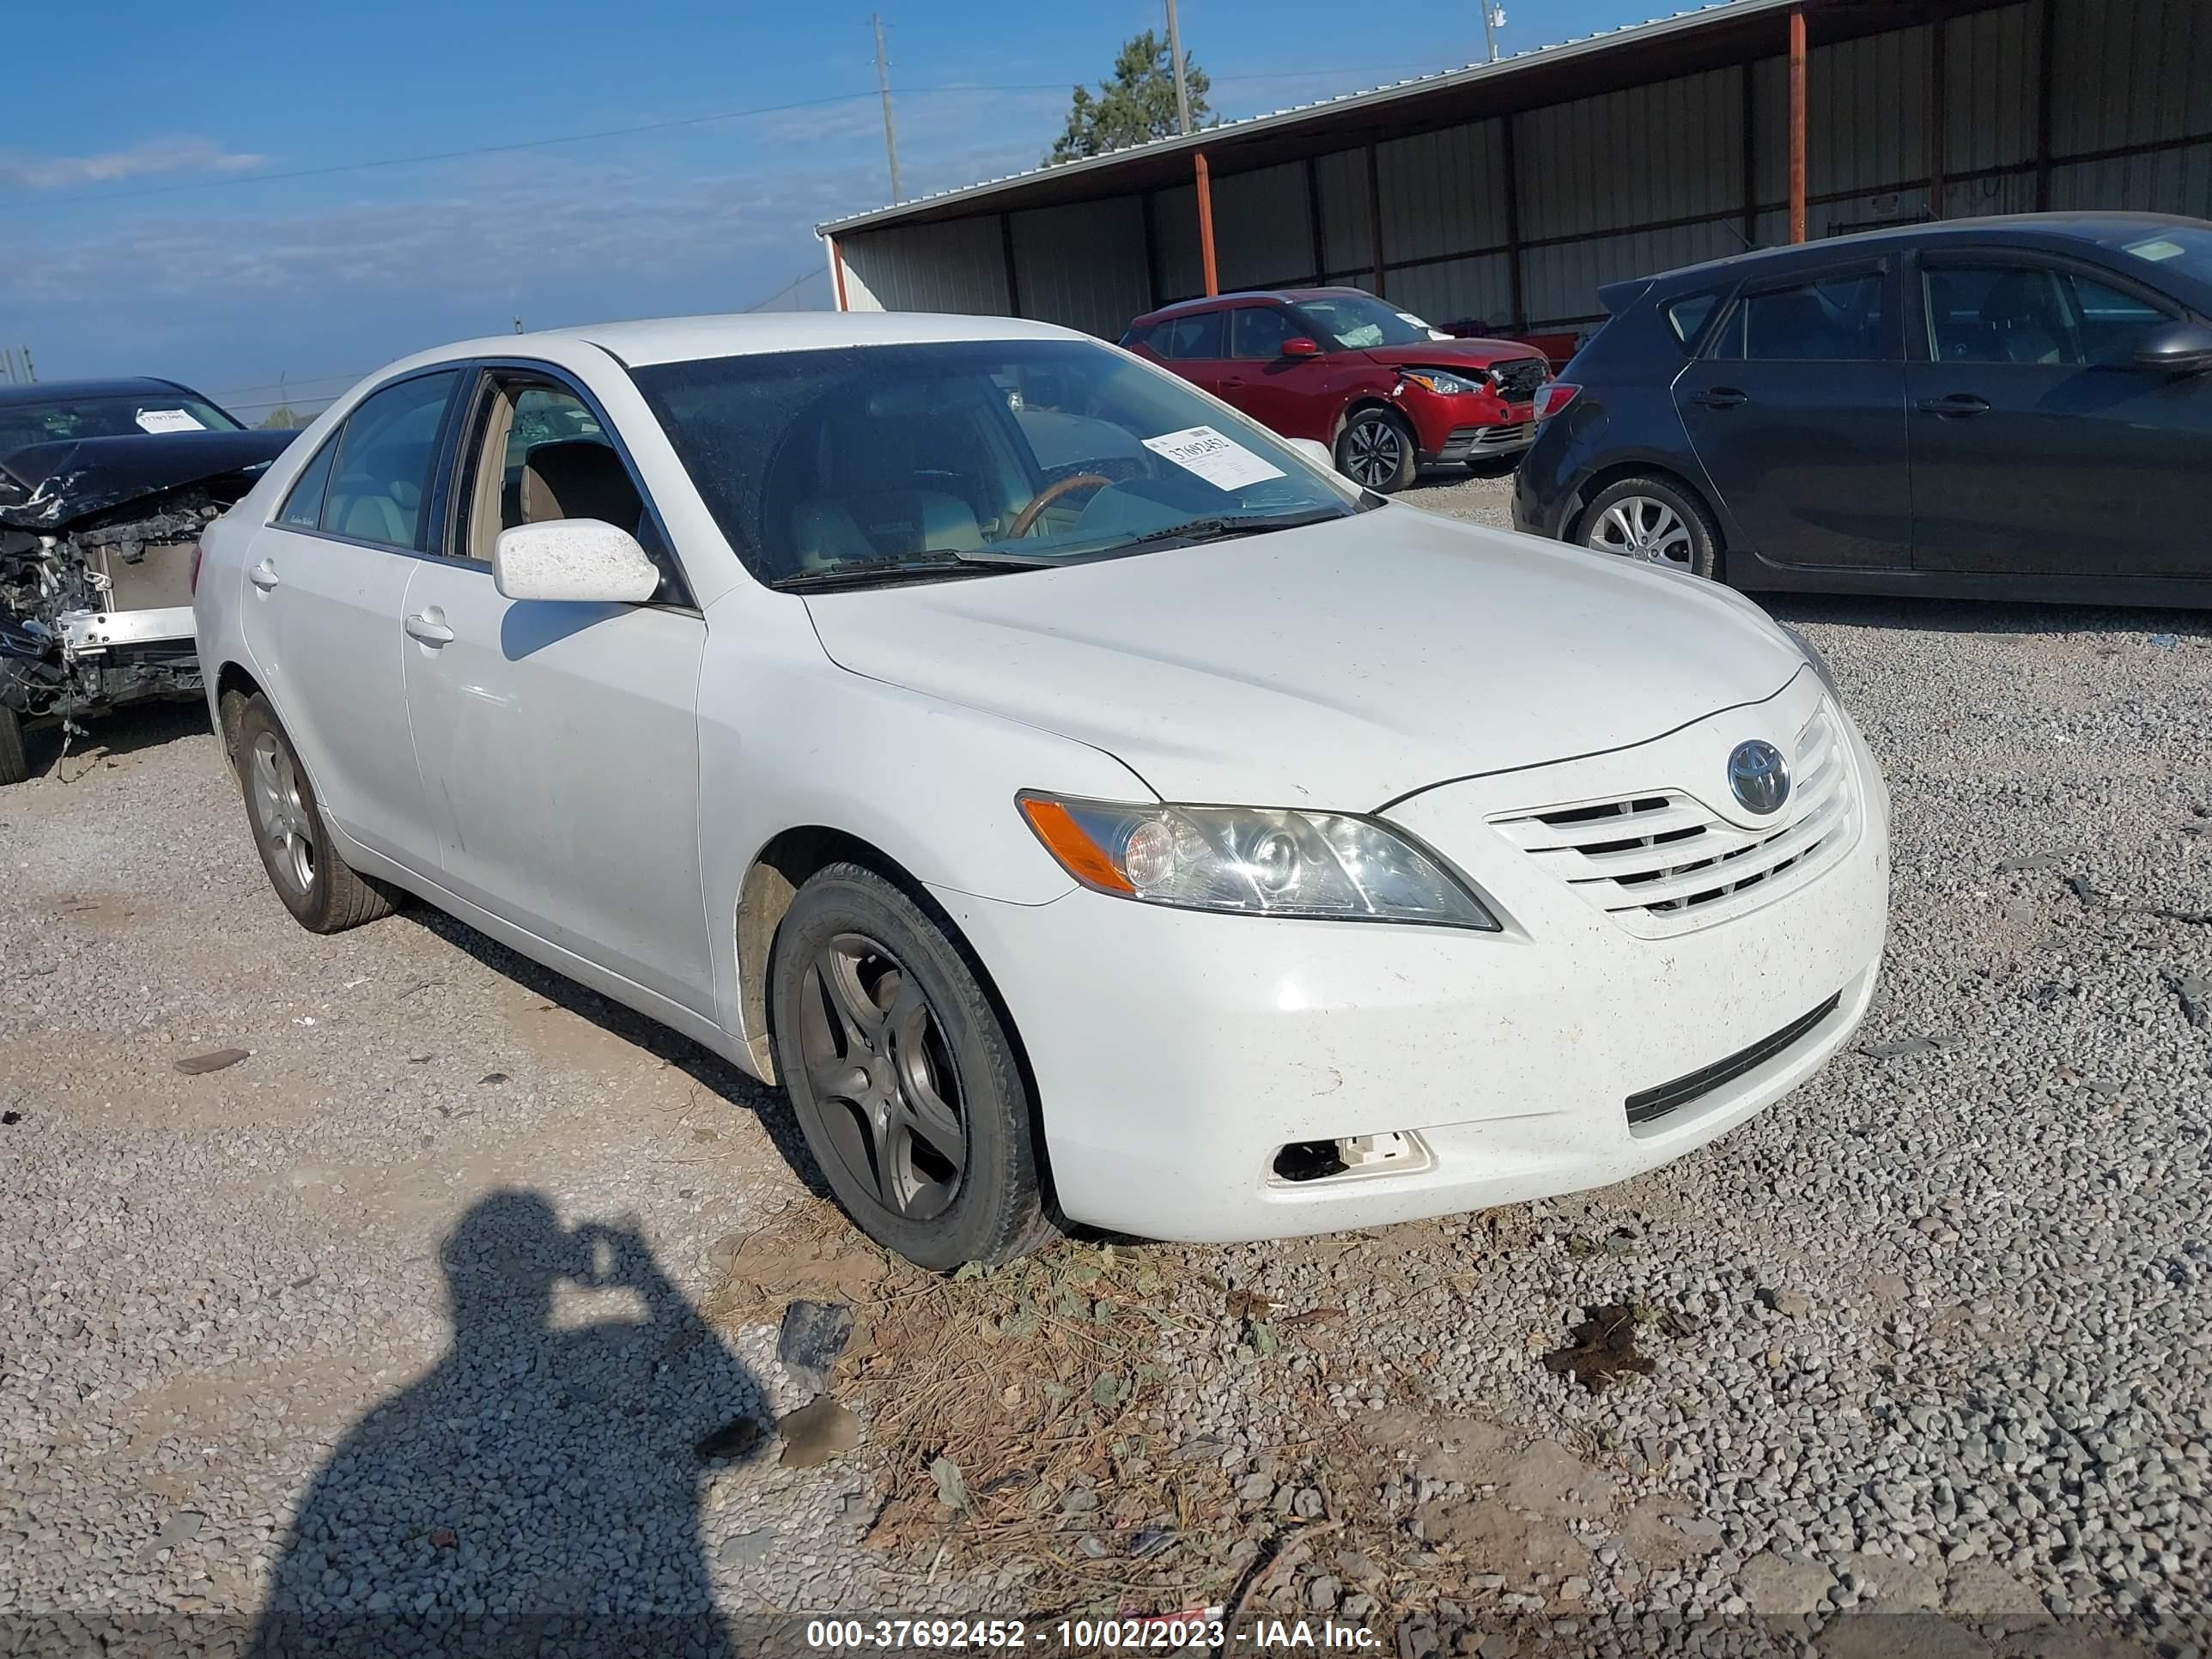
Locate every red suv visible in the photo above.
<box><xmin>1121</xmin><ymin>288</ymin><xmax>1552</xmax><ymax>493</ymax></box>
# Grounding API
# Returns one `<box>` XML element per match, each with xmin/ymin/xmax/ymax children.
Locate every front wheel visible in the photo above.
<box><xmin>1335</xmin><ymin>408</ymin><xmax>1417</xmax><ymax>494</ymax></box>
<box><xmin>770</xmin><ymin>864</ymin><xmax>1053</xmax><ymax>1270</ymax></box>
<box><xmin>0</xmin><ymin>704</ymin><xmax>26</xmax><ymax>787</ymax></box>
<box><xmin>1578</xmin><ymin>475</ymin><xmax>1722</xmax><ymax>580</ymax></box>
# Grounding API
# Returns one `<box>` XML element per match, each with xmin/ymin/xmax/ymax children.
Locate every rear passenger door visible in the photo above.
<box><xmin>238</xmin><ymin>369</ymin><xmax>458</xmax><ymax>869</ymax></box>
<box><xmin>398</xmin><ymin>366</ymin><xmax>714</xmax><ymax>1016</ymax></box>
<box><xmin>1909</xmin><ymin>252</ymin><xmax>2208</xmax><ymax>578</ymax></box>
<box><xmin>1673</xmin><ymin>262</ymin><xmax>1911</xmax><ymax>570</ymax></box>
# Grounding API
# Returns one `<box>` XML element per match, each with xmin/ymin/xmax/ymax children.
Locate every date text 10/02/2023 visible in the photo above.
<box><xmin>804</xmin><ymin>1616</ymin><xmax>1382</xmax><ymax>1650</ymax></box>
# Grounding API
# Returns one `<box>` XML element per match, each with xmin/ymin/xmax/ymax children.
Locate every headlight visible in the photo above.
<box><xmin>1018</xmin><ymin>794</ymin><xmax>1500</xmax><ymax>930</ymax></box>
<box><xmin>1778</xmin><ymin>623</ymin><xmax>1842</xmax><ymax>698</ymax></box>
<box><xmin>1399</xmin><ymin>368</ymin><xmax>1488</xmax><ymax>396</ymax></box>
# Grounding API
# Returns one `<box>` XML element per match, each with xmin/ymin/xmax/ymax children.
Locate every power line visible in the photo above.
<box><xmin>13</xmin><ymin>63</ymin><xmax>1458</xmax><ymax>210</ymax></box>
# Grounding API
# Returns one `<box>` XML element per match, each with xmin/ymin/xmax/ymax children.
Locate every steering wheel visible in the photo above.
<box><xmin>1006</xmin><ymin>472</ymin><xmax>1111</xmax><ymax>539</ymax></box>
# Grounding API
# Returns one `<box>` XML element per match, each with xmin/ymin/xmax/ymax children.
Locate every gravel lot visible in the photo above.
<box><xmin>4</xmin><ymin>468</ymin><xmax>2209</xmax><ymax>1656</ymax></box>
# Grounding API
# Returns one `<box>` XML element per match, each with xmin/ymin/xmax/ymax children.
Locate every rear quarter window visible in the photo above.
<box><xmin>1664</xmin><ymin>291</ymin><xmax>1724</xmax><ymax>349</ymax></box>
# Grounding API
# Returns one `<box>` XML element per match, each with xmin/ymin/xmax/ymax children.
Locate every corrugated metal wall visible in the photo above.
<box><xmin>837</xmin><ymin>0</ymin><xmax>2210</xmax><ymax>336</ymax></box>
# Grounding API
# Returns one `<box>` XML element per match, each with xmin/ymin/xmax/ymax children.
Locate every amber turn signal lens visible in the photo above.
<box><xmin>1018</xmin><ymin>797</ymin><xmax>1134</xmax><ymax>894</ymax></box>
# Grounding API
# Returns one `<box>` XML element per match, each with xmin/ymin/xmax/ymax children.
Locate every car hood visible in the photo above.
<box><xmin>803</xmin><ymin>508</ymin><xmax>1805</xmax><ymax>810</ymax></box>
<box><xmin>0</xmin><ymin>429</ymin><xmax>296</xmax><ymax>531</ymax></box>
<box><xmin>1358</xmin><ymin>339</ymin><xmax>1547</xmax><ymax>372</ymax></box>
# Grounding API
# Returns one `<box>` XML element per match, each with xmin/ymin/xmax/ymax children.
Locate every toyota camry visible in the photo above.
<box><xmin>193</xmin><ymin>313</ymin><xmax>1890</xmax><ymax>1268</ymax></box>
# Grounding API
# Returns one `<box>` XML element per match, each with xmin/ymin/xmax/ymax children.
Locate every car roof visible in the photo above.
<box><xmin>409</xmin><ymin>310</ymin><xmax>1091</xmax><ymax>373</ymax></box>
<box><xmin>0</xmin><ymin>376</ymin><xmax>204</xmax><ymax>408</ymax></box>
<box><xmin>1132</xmin><ymin>287</ymin><xmax>1368</xmax><ymax>325</ymax></box>
<box><xmin>1615</xmin><ymin>210</ymin><xmax>2209</xmax><ymax>307</ymax></box>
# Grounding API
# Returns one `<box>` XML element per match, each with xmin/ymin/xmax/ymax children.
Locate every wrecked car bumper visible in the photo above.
<box><xmin>933</xmin><ymin>687</ymin><xmax>1890</xmax><ymax>1243</ymax></box>
<box><xmin>0</xmin><ymin>430</ymin><xmax>289</xmax><ymax>737</ymax></box>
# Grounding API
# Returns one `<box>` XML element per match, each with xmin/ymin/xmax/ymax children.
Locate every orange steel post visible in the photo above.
<box><xmin>1194</xmin><ymin>150</ymin><xmax>1219</xmax><ymax>296</ymax></box>
<box><xmin>1789</xmin><ymin>7</ymin><xmax>1808</xmax><ymax>244</ymax></box>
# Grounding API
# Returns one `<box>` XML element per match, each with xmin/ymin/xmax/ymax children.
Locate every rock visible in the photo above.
<box><xmin>1847</xmin><ymin>1551</ymin><xmax>1940</xmax><ymax>1609</ymax></box>
<box><xmin>776</xmin><ymin>1299</ymin><xmax>854</xmax><ymax>1395</ymax></box>
<box><xmin>1236</xmin><ymin>1472</ymin><xmax>1274</xmax><ymax>1503</ymax></box>
<box><xmin>1758</xmin><ymin>1286</ymin><xmax>1812</xmax><ymax>1319</ymax></box>
<box><xmin>716</xmin><ymin>1529</ymin><xmax>776</xmax><ymax>1568</ymax></box>
<box><xmin>1738</xmin><ymin>1551</ymin><xmax>1836</xmax><ymax>1616</ymax></box>
<box><xmin>777</xmin><ymin>1395</ymin><xmax>860</xmax><ymax>1468</ymax></box>
<box><xmin>174</xmin><ymin>1048</ymin><xmax>249</xmax><ymax>1076</ymax></box>
<box><xmin>1306</xmin><ymin>1574</ymin><xmax>1340</xmax><ymax>1610</ymax></box>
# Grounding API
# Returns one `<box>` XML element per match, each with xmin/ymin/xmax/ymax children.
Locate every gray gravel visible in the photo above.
<box><xmin>3</xmin><ymin>471</ymin><xmax>2209</xmax><ymax>1654</ymax></box>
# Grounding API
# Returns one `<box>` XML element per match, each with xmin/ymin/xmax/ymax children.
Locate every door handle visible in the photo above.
<box><xmin>404</xmin><ymin>610</ymin><xmax>454</xmax><ymax>647</ymax></box>
<box><xmin>1686</xmin><ymin>387</ymin><xmax>1748</xmax><ymax>410</ymax></box>
<box><xmin>1917</xmin><ymin>392</ymin><xmax>1991</xmax><ymax>417</ymax></box>
<box><xmin>248</xmin><ymin>560</ymin><xmax>281</xmax><ymax>592</ymax></box>
<box><xmin>1219</xmin><ymin>377</ymin><xmax>1247</xmax><ymax>389</ymax></box>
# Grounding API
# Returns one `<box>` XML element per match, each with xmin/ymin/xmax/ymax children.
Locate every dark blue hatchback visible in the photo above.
<box><xmin>1514</xmin><ymin>211</ymin><xmax>2212</xmax><ymax>607</ymax></box>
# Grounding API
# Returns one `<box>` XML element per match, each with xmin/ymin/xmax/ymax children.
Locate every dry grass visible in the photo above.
<box><xmin>705</xmin><ymin>1200</ymin><xmax>1238</xmax><ymax>1613</ymax></box>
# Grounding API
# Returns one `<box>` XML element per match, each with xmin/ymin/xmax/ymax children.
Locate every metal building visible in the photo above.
<box><xmin>817</xmin><ymin>0</ymin><xmax>2211</xmax><ymax>341</ymax></box>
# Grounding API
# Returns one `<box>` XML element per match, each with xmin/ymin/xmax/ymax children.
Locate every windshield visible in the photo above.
<box><xmin>1290</xmin><ymin>295</ymin><xmax>1453</xmax><ymax>351</ymax></box>
<box><xmin>630</xmin><ymin>339</ymin><xmax>1358</xmax><ymax>588</ymax></box>
<box><xmin>2112</xmin><ymin>225</ymin><xmax>2212</xmax><ymax>291</ymax></box>
<box><xmin>0</xmin><ymin>392</ymin><xmax>242</xmax><ymax>457</ymax></box>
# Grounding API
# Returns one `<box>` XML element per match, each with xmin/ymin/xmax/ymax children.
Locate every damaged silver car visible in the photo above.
<box><xmin>0</xmin><ymin>379</ymin><xmax>294</xmax><ymax>783</ymax></box>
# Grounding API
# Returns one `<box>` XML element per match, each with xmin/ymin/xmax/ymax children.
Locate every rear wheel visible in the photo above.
<box><xmin>1579</xmin><ymin>474</ymin><xmax>1722</xmax><ymax>580</ymax></box>
<box><xmin>770</xmin><ymin>863</ymin><xmax>1053</xmax><ymax>1270</ymax></box>
<box><xmin>0</xmin><ymin>704</ymin><xmax>26</xmax><ymax>787</ymax></box>
<box><xmin>234</xmin><ymin>694</ymin><xmax>398</xmax><ymax>933</ymax></box>
<box><xmin>1335</xmin><ymin>408</ymin><xmax>1417</xmax><ymax>494</ymax></box>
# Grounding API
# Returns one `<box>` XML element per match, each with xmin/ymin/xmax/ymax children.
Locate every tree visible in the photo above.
<box><xmin>1048</xmin><ymin>30</ymin><xmax>1211</xmax><ymax>165</ymax></box>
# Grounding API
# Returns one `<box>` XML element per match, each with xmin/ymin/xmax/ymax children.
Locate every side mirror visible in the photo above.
<box><xmin>2134</xmin><ymin>319</ymin><xmax>2212</xmax><ymax>374</ymax></box>
<box><xmin>493</xmin><ymin>519</ymin><xmax>660</xmax><ymax>604</ymax></box>
<box><xmin>1281</xmin><ymin>337</ymin><xmax>1322</xmax><ymax>359</ymax></box>
<box><xmin>1288</xmin><ymin>437</ymin><xmax>1335</xmax><ymax>472</ymax></box>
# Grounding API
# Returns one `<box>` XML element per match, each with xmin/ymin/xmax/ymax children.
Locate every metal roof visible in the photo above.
<box><xmin>818</xmin><ymin>0</ymin><xmax>2002</xmax><ymax>238</ymax></box>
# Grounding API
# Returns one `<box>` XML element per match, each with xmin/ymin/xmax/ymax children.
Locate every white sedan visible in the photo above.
<box><xmin>192</xmin><ymin>313</ymin><xmax>1889</xmax><ymax>1268</ymax></box>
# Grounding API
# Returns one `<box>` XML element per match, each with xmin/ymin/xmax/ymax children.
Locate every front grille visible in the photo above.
<box><xmin>1626</xmin><ymin>993</ymin><xmax>1841</xmax><ymax>1127</ymax></box>
<box><xmin>1490</xmin><ymin>701</ymin><xmax>1856</xmax><ymax>936</ymax></box>
<box><xmin>1492</xmin><ymin>357</ymin><xmax>1549</xmax><ymax>401</ymax></box>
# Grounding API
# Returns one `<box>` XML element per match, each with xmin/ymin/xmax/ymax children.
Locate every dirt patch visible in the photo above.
<box><xmin>1542</xmin><ymin>1303</ymin><xmax>1656</xmax><ymax>1393</ymax></box>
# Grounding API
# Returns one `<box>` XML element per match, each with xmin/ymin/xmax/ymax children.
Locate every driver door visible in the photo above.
<box><xmin>1218</xmin><ymin>303</ymin><xmax>1332</xmax><ymax>441</ymax></box>
<box><xmin>399</xmin><ymin>367</ymin><xmax>715</xmax><ymax>1016</ymax></box>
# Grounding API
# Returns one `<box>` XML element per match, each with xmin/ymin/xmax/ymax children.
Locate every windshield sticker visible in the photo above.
<box><xmin>1141</xmin><ymin>425</ymin><xmax>1286</xmax><ymax>491</ymax></box>
<box><xmin>135</xmin><ymin>408</ymin><xmax>207</xmax><ymax>434</ymax></box>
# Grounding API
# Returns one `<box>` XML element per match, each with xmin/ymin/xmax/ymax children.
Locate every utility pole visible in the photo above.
<box><xmin>1480</xmin><ymin>3</ymin><xmax>1505</xmax><ymax>64</ymax></box>
<box><xmin>1164</xmin><ymin>0</ymin><xmax>1193</xmax><ymax>136</ymax></box>
<box><xmin>872</xmin><ymin>14</ymin><xmax>902</xmax><ymax>203</ymax></box>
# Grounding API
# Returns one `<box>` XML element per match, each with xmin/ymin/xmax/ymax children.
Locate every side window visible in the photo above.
<box><xmin>462</xmin><ymin>379</ymin><xmax>668</xmax><ymax>591</ymax></box>
<box><xmin>1155</xmin><ymin>311</ymin><xmax>1225</xmax><ymax>360</ymax></box>
<box><xmin>1924</xmin><ymin>264</ymin><xmax>2070</xmax><ymax>365</ymax></box>
<box><xmin>276</xmin><ymin>437</ymin><xmax>338</xmax><ymax>528</ymax></box>
<box><xmin>2060</xmin><ymin>270</ymin><xmax>2176</xmax><ymax>366</ymax></box>
<box><xmin>1229</xmin><ymin>306</ymin><xmax>1298</xmax><ymax>360</ymax></box>
<box><xmin>1664</xmin><ymin>290</ymin><xmax>1723</xmax><ymax>349</ymax></box>
<box><xmin>1712</xmin><ymin>270</ymin><xmax>1887</xmax><ymax>362</ymax></box>
<box><xmin>319</xmin><ymin>372</ymin><xmax>458</xmax><ymax>549</ymax></box>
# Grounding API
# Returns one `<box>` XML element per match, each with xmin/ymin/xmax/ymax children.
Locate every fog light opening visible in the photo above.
<box><xmin>1271</xmin><ymin>1130</ymin><xmax>1426</xmax><ymax>1184</ymax></box>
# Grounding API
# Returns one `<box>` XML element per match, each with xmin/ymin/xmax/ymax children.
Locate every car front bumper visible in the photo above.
<box><xmin>1434</xmin><ymin>420</ymin><xmax>1537</xmax><ymax>463</ymax></box>
<box><xmin>934</xmin><ymin>674</ymin><xmax>1889</xmax><ymax>1243</ymax></box>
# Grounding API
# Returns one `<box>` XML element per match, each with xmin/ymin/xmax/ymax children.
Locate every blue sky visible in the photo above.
<box><xmin>3</xmin><ymin>0</ymin><xmax>1662</xmax><ymax>418</ymax></box>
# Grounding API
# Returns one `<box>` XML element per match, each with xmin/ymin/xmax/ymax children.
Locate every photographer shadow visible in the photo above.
<box><xmin>251</xmin><ymin>1192</ymin><xmax>765</xmax><ymax>1657</ymax></box>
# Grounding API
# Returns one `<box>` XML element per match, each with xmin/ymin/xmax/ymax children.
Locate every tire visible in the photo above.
<box><xmin>233</xmin><ymin>693</ymin><xmax>397</xmax><ymax>933</ymax></box>
<box><xmin>1578</xmin><ymin>474</ymin><xmax>1723</xmax><ymax>580</ymax></box>
<box><xmin>770</xmin><ymin>862</ymin><xmax>1053</xmax><ymax>1270</ymax></box>
<box><xmin>1334</xmin><ymin>407</ymin><xmax>1418</xmax><ymax>494</ymax></box>
<box><xmin>0</xmin><ymin>703</ymin><xmax>26</xmax><ymax>787</ymax></box>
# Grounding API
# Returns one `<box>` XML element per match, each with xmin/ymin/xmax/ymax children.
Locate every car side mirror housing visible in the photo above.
<box><xmin>492</xmin><ymin>520</ymin><xmax>661</xmax><ymax>604</ymax></box>
<box><xmin>1288</xmin><ymin>437</ymin><xmax>1336</xmax><ymax>472</ymax></box>
<box><xmin>1281</xmin><ymin>337</ymin><xmax>1322</xmax><ymax>358</ymax></box>
<box><xmin>2134</xmin><ymin>319</ymin><xmax>2212</xmax><ymax>374</ymax></box>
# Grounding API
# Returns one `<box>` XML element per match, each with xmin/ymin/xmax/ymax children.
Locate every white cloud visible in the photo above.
<box><xmin>0</xmin><ymin>136</ymin><xmax>266</xmax><ymax>191</ymax></box>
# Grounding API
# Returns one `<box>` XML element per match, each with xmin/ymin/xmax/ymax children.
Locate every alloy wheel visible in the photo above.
<box><xmin>796</xmin><ymin>933</ymin><xmax>967</xmax><ymax>1221</ymax></box>
<box><xmin>1344</xmin><ymin>416</ymin><xmax>1406</xmax><ymax>489</ymax></box>
<box><xmin>1589</xmin><ymin>495</ymin><xmax>1694</xmax><ymax>568</ymax></box>
<box><xmin>249</xmin><ymin>732</ymin><xmax>317</xmax><ymax>895</ymax></box>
